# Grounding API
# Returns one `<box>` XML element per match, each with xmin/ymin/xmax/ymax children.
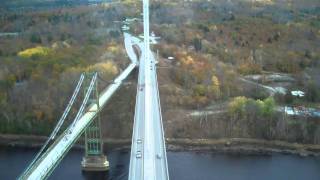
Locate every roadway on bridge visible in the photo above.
<box><xmin>128</xmin><ymin>0</ymin><xmax>169</xmax><ymax>179</ymax></box>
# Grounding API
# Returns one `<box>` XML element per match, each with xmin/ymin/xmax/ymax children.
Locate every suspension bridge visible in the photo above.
<box><xmin>19</xmin><ymin>0</ymin><xmax>169</xmax><ymax>179</ymax></box>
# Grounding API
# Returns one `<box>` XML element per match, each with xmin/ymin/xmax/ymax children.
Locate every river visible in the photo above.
<box><xmin>0</xmin><ymin>147</ymin><xmax>319</xmax><ymax>180</ymax></box>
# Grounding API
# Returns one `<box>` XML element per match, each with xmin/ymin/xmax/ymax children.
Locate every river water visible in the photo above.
<box><xmin>0</xmin><ymin>147</ymin><xmax>319</xmax><ymax>180</ymax></box>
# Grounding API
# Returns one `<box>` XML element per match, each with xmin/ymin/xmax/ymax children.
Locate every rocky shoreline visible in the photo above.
<box><xmin>1</xmin><ymin>134</ymin><xmax>320</xmax><ymax>157</ymax></box>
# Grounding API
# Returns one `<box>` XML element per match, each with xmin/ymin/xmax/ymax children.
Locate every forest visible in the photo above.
<box><xmin>0</xmin><ymin>0</ymin><xmax>319</xmax><ymax>144</ymax></box>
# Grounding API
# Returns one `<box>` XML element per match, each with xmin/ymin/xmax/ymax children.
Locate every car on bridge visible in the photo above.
<box><xmin>136</xmin><ymin>151</ymin><xmax>142</xmax><ymax>158</ymax></box>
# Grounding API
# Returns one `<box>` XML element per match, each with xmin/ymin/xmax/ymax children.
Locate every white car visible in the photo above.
<box><xmin>136</xmin><ymin>151</ymin><xmax>142</xmax><ymax>158</ymax></box>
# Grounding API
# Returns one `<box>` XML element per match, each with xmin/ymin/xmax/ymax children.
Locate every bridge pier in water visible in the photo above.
<box><xmin>81</xmin><ymin>118</ymin><xmax>109</xmax><ymax>172</ymax></box>
<box><xmin>81</xmin><ymin>73</ymin><xmax>109</xmax><ymax>172</ymax></box>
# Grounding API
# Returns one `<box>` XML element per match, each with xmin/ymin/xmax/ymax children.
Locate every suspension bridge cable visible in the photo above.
<box><xmin>51</xmin><ymin>74</ymin><xmax>85</xmax><ymax>139</ymax></box>
<box><xmin>20</xmin><ymin>74</ymin><xmax>85</xmax><ymax>177</ymax></box>
<box><xmin>70</xmin><ymin>72</ymin><xmax>97</xmax><ymax>129</ymax></box>
<box><xmin>21</xmin><ymin>73</ymin><xmax>97</xmax><ymax>179</ymax></box>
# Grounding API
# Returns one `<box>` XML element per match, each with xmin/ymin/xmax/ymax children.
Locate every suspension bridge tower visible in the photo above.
<box><xmin>81</xmin><ymin>73</ymin><xmax>109</xmax><ymax>172</ymax></box>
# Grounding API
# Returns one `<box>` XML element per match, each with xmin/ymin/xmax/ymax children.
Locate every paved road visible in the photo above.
<box><xmin>128</xmin><ymin>1</ymin><xmax>169</xmax><ymax>179</ymax></box>
<box><xmin>238</xmin><ymin>77</ymin><xmax>277</xmax><ymax>96</ymax></box>
<box><xmin>124</xmin><ymin>33</ymin><xmax>138</xmax><ymax>64</ymax></box>
<box><xmin>128</xmin><ymin>34</ymin><xmax>169</xmax><ymax>180</ymax></box>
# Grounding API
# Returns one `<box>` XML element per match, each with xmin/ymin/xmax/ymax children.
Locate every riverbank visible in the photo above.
<box><xmin>167</xmin><ymin>138</ymin><xmax>320</xmax><ymax>157</ymax></box>
<box><xmin>1</xmin><ymin>134</ymin><xmax>320</xmax><ymax>157</ymax></box>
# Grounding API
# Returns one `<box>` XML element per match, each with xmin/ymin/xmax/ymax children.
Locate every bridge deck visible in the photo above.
<box><xmin>128</xmin><ymin>0</ymin><xmax>169</xmax><ymax>179</ymax></box>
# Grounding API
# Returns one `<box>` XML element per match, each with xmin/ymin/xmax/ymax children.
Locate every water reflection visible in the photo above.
<box><xmin>82</xmin><ymin>171</ymin><xmax>109</xmax><ymax>180</ymax></box>
<box><xmin>0</xmin><ymin>147</ymin><xmax>319</xmax><ymax>180</ymax></box>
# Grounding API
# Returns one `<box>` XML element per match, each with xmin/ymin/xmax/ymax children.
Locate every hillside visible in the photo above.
<box><xmin>0</xmin><ymin>0</ymin><xmax>319</xmax><ymax>144</ymax></box>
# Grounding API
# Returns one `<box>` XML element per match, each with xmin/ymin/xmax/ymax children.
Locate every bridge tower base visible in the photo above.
<box><xmin>82</xmin><ymin>72</ymin><xmax>109</xmax><ymax>172</ymax></box>
<box><xmin>81</xmin><ymin>155</ymin><xmax>109</xmax><ymax>171</ymax></box>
